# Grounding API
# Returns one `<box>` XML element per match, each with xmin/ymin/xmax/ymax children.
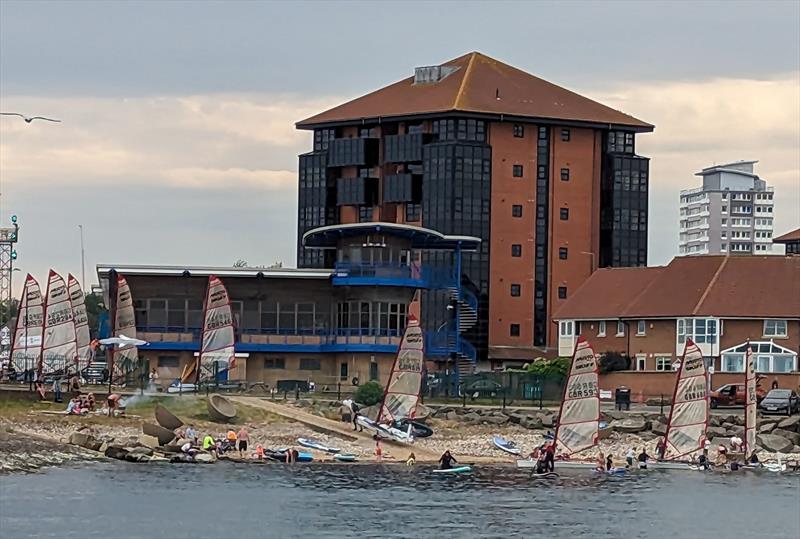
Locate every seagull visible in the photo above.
<box><xmin>99</xmin><ymin>335</ymin><xmax>148</xmax><ymax>349</ymax></box>
<box><xmin>0</xmin><ymin>112</ymin><xmax>61</xmax><ymax>123</ymax></box>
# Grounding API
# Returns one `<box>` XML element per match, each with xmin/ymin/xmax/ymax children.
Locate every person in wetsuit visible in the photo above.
<box><xmin>439</xmin><ymin>450</ymin><xmax>457</xmax><ymax>470</ymax></box>
<box><xmin>543</xmin><ymin>442</ymin><xmax>556</xmax><ymax>472</ymax></box>
<box><xmin>606</xmin><ymin>454</ymin><xmax>613</xmax><ymax>471</ymax></box>
<box><xmin>638</xmin><ymin>448</ymin><xmax>649</xmax><ymax>469</ymax></box>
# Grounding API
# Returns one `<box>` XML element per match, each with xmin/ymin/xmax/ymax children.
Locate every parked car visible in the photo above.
<box><xmin>710</xmin><ymin>383</ymin><xmax>766</xmax><ymax>408</ymax></box>
<box><xmin>759</xmin><ymin>389</ymin><xmax>800</xmax><ymax>416</ymax></box>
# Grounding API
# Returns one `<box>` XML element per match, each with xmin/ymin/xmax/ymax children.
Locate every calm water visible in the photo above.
<box><xmin>1</xmin><ymin>462</ymin><xmax>798</xmax><ymax>539</ymax></box>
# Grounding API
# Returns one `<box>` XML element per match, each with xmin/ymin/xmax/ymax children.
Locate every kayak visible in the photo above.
<box><xmin>298</xmin><ymin>438</ymin><xmax>341</xmax><ymax>454</ymax></box>
<box><xmin>267</xmin><ymin>449</ymin><xmax>314</xmax><ymax>463</ymax></box>
<box><xmin>594</xmin><ymin>467</ymin><xmax>627</xmax><ymax>476</ymax></box>
<box><xmin>333</xmin><ymin>454</ymin><xmax>358</xmax><ymax>462</ymax></box>
<box><xmin>432</xmin><ymin>466</ymin><xmax>472</xmax><ymax>474</ymax></box>
<box><xmin>530</xmin><ymin>472</ymin><xmax>559</xmax><ymax>479</ymax></box>
<box><xmin>493</xmin><ymin>436</ymin><xmax>521</xmax><ymax>456</ymax></box>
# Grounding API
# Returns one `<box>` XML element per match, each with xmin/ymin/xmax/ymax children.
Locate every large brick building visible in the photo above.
<box><xmin>553</xmin><ymin>255</ymin><xmax>800</xmax><ymax>397</ymax></box>
<box><xmin>295</xmin><ymin>51</ymin><xmax>654</xmax><ymax>366</ymax></box>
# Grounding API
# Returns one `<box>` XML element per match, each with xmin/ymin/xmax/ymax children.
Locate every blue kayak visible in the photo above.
<box><xmin>334</xmin><ymin>454</ymin><xmax>358</xmax><ymax>462</ymax></box>
<box><xmin>493</xmin><ymin>436</ymin><xmax>521</xmax><ymax>455</ymax></box>
<box><xmin>433</xmin><ymin>466</ymin><xmax>472</xmax><ymax>474</ymax></box>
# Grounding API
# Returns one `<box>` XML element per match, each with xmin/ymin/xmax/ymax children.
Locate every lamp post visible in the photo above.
<box><xmin>78</xmin><ymin>225</ymin><xmax>86</xmax><ymax>291</ymax></box>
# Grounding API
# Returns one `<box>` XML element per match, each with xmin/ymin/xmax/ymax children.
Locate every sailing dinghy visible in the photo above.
<box><xmin>356</xmin><ymin>313</ymin><xmax>424</xmax><ymax>444</ymax></box>
<box><xmin>67</xmin><ymin>274</ymin><xmax>93</xmax><ymax>374</ymax></box>
<box><xmin>40</xmin><ymin>270</ymin><xmax>78</xmax><ymax>376</ymax></box>
<box><xmin>743</xmin><ymin>343</ymin><xmax>757</xmax><ymax>462</ymax></box>
<box><xmin>650</xmin><ymin>338</ymin><xmax>709</xmax><ymax>471</ymax></box>
<box><xmin>110</xmin><ymin>275</ymin><xmax>139</xmax><ymax>384</ymax></box>
<box><xmin>517</xmin><ymin>336</ymin><xmax>599</xmax><ymax>469</ymax></box>
<box><xmin>10</xmin><ymin>275</ymin><xmax>43</xmax><ymax>374</ymax></box>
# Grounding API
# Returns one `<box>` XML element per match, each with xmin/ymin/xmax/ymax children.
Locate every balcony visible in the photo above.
<box><xmin>384</xmin><ymin>133</ymin><xmax>428</xmax><ymax>163</ymax></box>
<box><xmin>332</xmin><ymin>261</ymin><xmax>455</xmax><ymax>288</ymax></box>
<box><xmin>326</xmin><ymin>138</ymin><xmax>379</xmax><ymax>167</ymax></box>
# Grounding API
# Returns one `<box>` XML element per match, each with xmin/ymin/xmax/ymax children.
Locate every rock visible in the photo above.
<box><xmin>484</xmin><ymin>415</ymin><xmax>509</xmax><ymax>425</ymax></box>
<box><xmin>707</xmin><ymin>426</ymin><xmax>728</xmax><ymax>439</ymax></box>
<box><xmin>651</xmin><ymin>422</ymin><xmax>668</xmax><ymax>436</ymax></box>
<box><xmin>708</xmin><ymin>416</ymin><xmax>721</xmax><ymax>428</ymax></box>
<box><xmin>721</xmin><ymin>422</ymin><xmax>736</xmax><ymax>431</ymax></box>
<box><xmin>757</xmin><ymin>433</ymin><xmax>794</xmax><ymax>453</ymax></box>
<box><xmin>646</xmin><ymin>397</ymin><xmax>670</xmax><ymax>407</ymax></box>
<box><xmin>124</xmin><ymin>453</ymin><xmax>151</xmax><ymax>463</ymax></box>
<box><xmin>149</xmin><ymin>456</ymin><xmax>170</xmax><ymax>463</ymax></box>
<box><xmin>725</xmin><ymin>415</ymin><xmax>739</xmax><ymax>426</ymax></box>
<box><xmin>415</xmin><ymin>404</ymin><xmax>432</xmax><ymax>421</ymax></box>
<box><xmin>69</xmin><ymin>432</ymin><xmax>93</xmax><ymax>447</ymax></box>
<box><xmin>541</xmin><ymin>415</ymin><xmax>557</xmax><ymax>428</ymax></box>
<box><xmin>758</xmin><ymin>423</ymin><xmax>777</xmax><ymax>434</ymax></box>
<box><xmin>610</xmin><ymin>418</ymin><xmax>648</xmax><ymax>434</ymax></box>
<box><xmin>777</xmin><ymin>416</ymin><xmax>800</xmax><ymax>432</ymax></box>
<box><xmin>602</xmin><ymin>411</ymin><xmax>629</xmax><ymax>421</ymax></box>
<box><xmin>138</xmin><ymin>435</ymin><xmax>161</xmax><ymax>449</ymax></box>
<box><xmin>126</xmin><ymin>446</ymin><xmax>154</xmax><ymax>457</ymax></box>
<box><xmin>645</xmin><ymin>413</ymin><xmax>668</xmax><ymax>423</ymax></box>
<box><xmin>508</xmin><ymin>413</ymin><xmax>525</xmax><ymax>425</ymax></box>
<box><xmin>521</xmin><ymin>416</ymin><xmax>543</xmax><ymax>430</ymax></box>
<box><xmin>194</xmin><ymin>453</ymin><xmax>216</xmax><ymax>463</ymax></box>
<box><xmin>598</xmin><ymin>426</ymin><xmax>613</xmax><ymax>440</ymax></box>
<box><xmin>444</xmin><ymin>411</ymin><xmax>457</xmax><ymax>421</ymax></box>
<box><xmin>639</xmin><ymin>432</ymin><xmax>658</xmax><ymax>441</ymax></box>
<box><xmin>170</xmin><ymin>454</ymin><xmax>194</xmax><ymax>463</ymax></box>
<box><xmin>463</xmin><ymin>412</ymin><xmax>482</xmax><ymax>423</ymax></box>
<box><xmin>104</xmin><ymin>445</ymin><xmax>129</xmax><ymax>460</ymax></box>
<box><xmin>726</xmin><ymin>426</ymin><xmax>744</xmax><ymax>437</ymax></box>
<box><xmin>772</xmin><ymin>429</ymin><xmax>800</xmax><ymax>446</ymax></box>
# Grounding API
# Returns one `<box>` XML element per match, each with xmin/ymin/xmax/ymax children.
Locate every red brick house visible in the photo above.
<box><xmin>552</xmin><ymin>255</ymin><xmax>800</xmax><ymax>398</ymax></box>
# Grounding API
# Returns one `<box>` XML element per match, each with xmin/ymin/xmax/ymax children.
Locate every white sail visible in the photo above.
<box><xmin>67</xmin><ymin>274</ymin><xmax>92</xmax><ymax>372</ymax></box>
<box><xmin>377</xmin><ymin>313</ymin><xmax>424</xmax><ymax>424</ymax></box>
<box><xmin>663</xmin><ymin>339</ymin><xmax>709</xmax><ymax>460</ymax></box>
<box><xmin>10</xmin><ymin>274</ymin><xmax>43</xmax><ymax>373</ymax></box>
<box><xmin>198</xmin><ymin>275</ymin><xmax>235</xmax><ymax>381</ymax></box>
<box><xmin>40</xmin><ymin>270</ymin><xmax>77</xmax><ymax>375</ymax></box>
<box><xmin>554</xmin><ymin>336</ymin><xmax>600</xmax><ymax>456</ymax></box>
<box><xmin>112</xmin><ymin>274</ymin><xmax>138</xmax><ymax>382</ymax></box>
<box><xmin>744</xmin><ymin>343</ymin><xmax>757</xmax><ymax>458</ymax></box>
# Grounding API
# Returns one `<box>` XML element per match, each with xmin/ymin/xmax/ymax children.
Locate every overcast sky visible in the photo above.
<box><xmin>1</xmin><ymin>0</ymin><xmax>798</xmax><ymax>294</ymax></box>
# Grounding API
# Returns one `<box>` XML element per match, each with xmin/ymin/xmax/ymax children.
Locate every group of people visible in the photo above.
<box><xmin>65</xmin><ymin>393</ymin><xmax>96</xmax><ymax>415</ymax></box>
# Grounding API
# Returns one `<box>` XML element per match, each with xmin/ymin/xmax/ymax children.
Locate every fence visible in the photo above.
<box><xmin>423</xmin><ymin>371</ymin><xmax>566</xmax><ymax>407</ymax></box>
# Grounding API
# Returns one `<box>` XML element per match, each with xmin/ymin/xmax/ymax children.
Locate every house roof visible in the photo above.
<box><xmin>553</xmin><ymin>255</ymin><xmax>800</xmax><ymax>320</ymax></box>
<box><xmin>774</xmin><ymin>227</ymin><xmax>800</xmax><ymax>243</ymax></box>
<box><xmin>297</xmin><ymin>52</ymin><xmax>653</xmax><ymax>131</ymax></box>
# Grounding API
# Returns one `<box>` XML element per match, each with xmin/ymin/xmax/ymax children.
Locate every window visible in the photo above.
<box><xmin>510</xmin><ymin>323</ymin><xmax>520</xmax><ymax>337</ymax></box>
<box><xmin>637</xmin><ymin>320</ymin><xmax>646</xmax><ymax>336</ymax></box>
<box><xmin>655</xmin><ymin>355</ymin><xmax>672</xmax><ymax>371</ymax></box>
<box><xmin>616</xmin><ymin>321</ymin><xmax>625</xmax><ymax>336</ymax></box>
<box><xmin>560</xmin><ymin>208</ymin><xmax>569</xmax><ymax>220</ymax></box>
<box><xmin>721</xmin><ymin>205</ymin><xmax>727</xmax><ymax>213</ymax></box>
<box><xmin>157</xmin><ymin>356</ymin><xmax>179</xmax><ymax>368</ymax></box>
<box><xmin>764</xmin><ymin>319</ymin><xmax>788</xmax><ymax>337</ymax></box>
<box><xmin>340</xmin><ymin>362</ymin><xmax>348</xmax><ymax>380</ymax></box>
<box><xmin>369</xmin><ymin>361</ymin><xmax>379</xmax><ymax>380</ymax></box>
<box><xmin>560</xmin><ymin>168</ymin><xmax>570</xmax><ymax>181</ymax></box>
<box><xmin>405</xmin><ymin>203</ymin><xmax>421</xmax><ymax>222</ymax></box>
<box><xmin>721</xmin><ymin>243</ymin><xmax>727</xmax><ymax>252</ymax></box>
<box><xmin>721</xmin><ymin>218</ymin><xmax>727</xmax><ymax>225</ymax></box>
<box><xmin>635</xmin><ymin>354</ymin><xmax>646</xmax><ymax>371</ymax></box>
<box><xmin>559</xmin><ymin>247</ymin><xmax>568</xmax><ymax>260</ymax></box>
<box><xmin>513</xmin><ymin>164</ymin><xmax>523</xmax><ymax>177</ymax></box>
<box><xmin>265</xmin><ymin>357</ymin><xmax>286</xmax><ymax>369</ymax></box>
<box><xmin>722</xmin><ymin>342</ymin><xmax>797</xmax><ymax>373</ymax></box>
<box><xmin>511</xmin><ymin>244</ymin><xmax>522</xmax><ymax>257</ymax></box>
<box><xmin>299</xmin><ymin>358</ymin><xmax>321</xmax><ymax>370</ymax></box>
<box><xmin>559</xmin><ymin>321</ymin><xmax>574</xmax><ymax>337</ymax></box>
<box><xmin>512</xmin><ymin>204</ymin><xmax>523</xmax><ymax>218</ymax></box>
<box><xmin>558</xmin><ymin>286</ymin><xmax>567</xmax><ymax>299</ymax></box>
<box><xmin>720</xmin><ymin>231</ymin><xmax>727</xmax><ymax>239</ymax></box>
<box><xmin>513</xmin><ymin>124</ymin><xmax>524</xmax><ymax>138</ymax></box>
<box><xmin>677</xmin><ymin>318</ymin><xmax>718</xmax><ymax>344</ymax></box>
<box><xmin>510</xmin><ymin>284</ymin><xmax>521</xmax><ymax>297</ymax></box>
<box><xmin>359</xmin><ymin>206</ymin><xmax>373</xmax><ymax>222</ymax></box>
<box><xmin>598</xmin><ymin>321</ymin><xmax>606</xmax><ymax>337</ymax></box>
<box><xmin>561</xmin><ymin>128</ymin><xmax>571</xmax><ymax>142</ymax></box>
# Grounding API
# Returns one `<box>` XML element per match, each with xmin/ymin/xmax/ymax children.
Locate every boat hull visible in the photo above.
<box><xmin>493</xmin><ymin>437</ymin><xmax>521</xmax><ymax>456</ymax></box>
<box><xmin>207</xmin><ymin>394</ymin><xmax>236</xmax><ymax>422</ymax></box>
<box><xmin>433</xmin><ymin>466</ymin><xmax>471</xmax><ymax>474</ymax></box>
<box><xmin>516</xmin><ymin>460</ymin><xmax>595</xmax><ymax>470</ymax></box>
<box><xmin>356</xmin><ymin>416</ymin><xmax>414</xmax><ymax>444</ymax></box>
<box><xmin>142</xmin><ymin>422</ymin><xmax>176</xmax><ymax>446</ymax></box>
<box><xmin>154</xmin><ymin>404</ymin><xmax>184</xmax><ymax>430</ymax></box>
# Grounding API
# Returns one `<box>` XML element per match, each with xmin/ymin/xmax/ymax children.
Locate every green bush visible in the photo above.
<box><xmin>526</xmin><ymin>357</ymin><xmax>571</xmax><ymax>377</ymax></box>
<box><xmin>354</xmin><ymin>381</ymin><xmax>384</xmax><ymax>406</ymax></box>
<box><xmin>599</xmin><ymin>351</ymin><xmax>631</xmax><ymax>373</ymax></box>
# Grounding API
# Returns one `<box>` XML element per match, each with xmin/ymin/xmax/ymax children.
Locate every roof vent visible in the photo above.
<box><xmin>414</xmin><ymin>65</ymin><xmax>458</xmax><ymax>85</ymax></box>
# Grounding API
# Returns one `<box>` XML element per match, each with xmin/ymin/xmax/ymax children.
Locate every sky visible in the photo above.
<box><xmin>1</xmin><ymin>0</ymin><xmax>798</xmax><ymax>294</ymax></box>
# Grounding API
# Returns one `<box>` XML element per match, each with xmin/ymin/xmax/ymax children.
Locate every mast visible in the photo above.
<box><xmin>376</xmin><ymin>310</ymin><xmax>424</xmax><ymax>426</ymax></box>
<box><xmin>553</xmin><ymin>335</ymin><xmax>600</xmax><ymax>457</ymax></box>
<box><xmin>743</xmin><ymin>341</ymin><xmax>756</xmax><ymax>459</ymax></box>
<box><xmin>662</xmin><ymin>338</ymin><xmax>709</xmax><ymax>461</ymax></box>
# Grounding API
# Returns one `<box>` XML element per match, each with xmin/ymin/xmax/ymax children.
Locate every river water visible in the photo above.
<box><xmin>1</xmin><ymin>462</ymin><xmax>798</xmax><ymax>539</ymax></box>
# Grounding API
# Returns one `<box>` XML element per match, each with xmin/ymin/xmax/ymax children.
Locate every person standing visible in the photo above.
<box><xmin>236</xmin><ymin>426</ymin><xmax>249</xmax><ymax>458</ymax></box>
<box><xmin>351</xmin><ymin>401</ymin><xmax>363</xmax><ymax>432</ymax></box>
<box><xmin>626</xmin><ymin>447</ymin><xmax>636</xmax><ymax>468</ymax></box>
<box><xmin>52</xmin><ymin>378</ymin><xmax>63</xmax><ymax>403</ymax></box>
<box><xmin>638</xmin><ymin>448</ymin><xmax>650</xmax><ymax>469</ymax></box>
<box><xmin>148</xmin><ymin>368</ymin><xmax>159</xmax><ymax>391</ymax></box>
<box><xmin>656</xmin><ymin>438</ymin><xmax>667</xmax><ymax>460</ymax></box>
<box><xmin>185</xmin><ymin>425</ymin><xmax>197</xmax><ymax>444</ymax></box>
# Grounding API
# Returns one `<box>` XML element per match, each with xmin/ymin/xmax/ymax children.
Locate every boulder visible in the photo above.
<box><xmin>521</xmin><ymin>416</ymin><xmax>543</xmax><ymax>430</ymax></box>
<box><xmin>777</xmin><ymin>416</ymin><xmax>800</xmax><ymax>433</ymax></box>
<box><xmin>415</xmin><ymin>404</ymin><xmax>432</xmax><ymax>421</ymax></box>
<box><xmin>444</xmin><ymin>411</ymin><xmax>457</xmax><ymax>421</ymax></box>
<box><xmin>124</xmin><ymin>453</ymin><xmax>151</xmax><ymax>463</ymax></box>
<box><xmin>104</xmin><ymin>445</ymin><xmax>129</xmax><ymax>460</ymax></box>
<box><xmin>194</xmin><ymin>453</ymin><xmax>216</xmax><ymax>463</ymax></box>
<box><xmin>602</xmin><ymin>411</ymin><xmax>629</xmax><ymax>421</ymax></box>
<box><xmin>758</xmin><ymin>423</ymin><xmax>777</xmax><ymax>434</ymax></box>
<box><xmin>508</xmin><ymin>413</ymin><xmax>525</xmax><ymax>425</ymax></box>
<box><xmin>651</xmin><ymin>422</ymin><xmax>668</xmax><ymax>436</ymax></box>
<box><xmin>463</xmin><ymin>412</ymin><xmax>482</xmax><ymax>423</ymax></box>
<box><xmin>645</xmin><ymin>413</ymin><xmax>668</xmax><ymax>423</ymax></box>
<box><xmin>484</xmin><ymin>415</ymin><xmax>509</xmax><ymax>425</ymax></box>
<box><xmin>541</xmin><ymin>415</ymin><xmax>557</xmax><ymax>428</ymax></box>
<box><xmin>610</xmin><ymin>418</ymin><xmax>648</xmax><ymax>434</ymax></box>
<box><xmin>170</xmin><ymin>454</ymin><xmax>195</xmax><ymax>463</ymax></box>
<box><xmin>721</xmin><ymin>422</ymin><xmax>736</xmax><ymax>431</ymax></box>
<box><xmin>138</xmin><ymin>435</ymin><xmax>161</xmax><ymax>449</ymax></box>
<box><xmin>708</xmin><ymin>416</ymin><xmax>721</xmax><ymax>428</ymax></box>
<box><xmin>757</xmin><ymin>433</ymin><xmax>794</xmax><ymax>453</ymax></box>
<box><xmin>706</xmin><ymin>426</ymin><xmax>728</xmax><ymax>439</ymax></box>
<box><xmin>726</xmin><ymin>426</ymin><xmax>744</xmax><ymax>437</ymax></box>
<box><xmin>69</xmin><ymin>432</ymin><xmax>93</xmax><ymax>447</ymax></box>
<box><xmin>639</xmin><ymin>432</ymin><xmax>658</xmax><ymax>442</ymax></box>
<box><xmin>598</xmin><ymin>425</ymin><xmax>614</xmax><ymax>440</ymax></box>
<box><xmin>126</xmin><ymin>446</ymin><xmax>154</xmax><ymax>457</ymax></box>
<box><xmin>772</xmin><ymin>429</ymin><xmax>800</xmax><ymax>446</ymax></box>
<box><xmin>724</xmin><ymin>415</ymin><xmax>739</xmax><ymax>426</ymax></box>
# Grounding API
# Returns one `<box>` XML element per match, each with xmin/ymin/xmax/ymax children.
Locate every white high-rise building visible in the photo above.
<box><xmin>679</xmin><ymin>160</ymin><xmax>774</xmax><ymax>256</ymax></box>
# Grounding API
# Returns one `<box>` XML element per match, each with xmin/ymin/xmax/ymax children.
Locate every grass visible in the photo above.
<box><xmin>124</xmin><ymin>395</ymin><xmax>280</xmax><ymax>426</ymax></box>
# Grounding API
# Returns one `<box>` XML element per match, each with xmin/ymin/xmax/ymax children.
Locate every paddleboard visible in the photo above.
<box><xmin>334</xmin><ymin>454</ymin><xmax>358</xmax><ymax>462</ymax></box>
<box><xmin>275</xmin><ymin>449</ymin><xmax>314</xmax><ymax>462</ymax></box>
<box><xmin>432</xmin><ymin>466</ymin><xmax>472</xmax><ymax>474</ymax></box>
<box><xmin>298</xmin><ymin>438</ymin><xmax>341</xmax><ymax>454</ymax></box>
<box><xmin>530</xmin><ymin>472</ymin><xmax>559</xmax><ymax>479</ymax></box>
<box><xmin>595</xmin><ymin>467</ymin><xmax>627</xmax><ymax>476</ymax></box>
<box><xmin>493</xmin><ymin>436</ymin><xmax>521</xmax><ymax>456</ymax></box>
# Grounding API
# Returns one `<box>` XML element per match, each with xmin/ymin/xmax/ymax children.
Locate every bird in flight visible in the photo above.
<box><xmin>1</xmin><ymin>112</ymin><xmax>61</xmax><ymax>123</ymax></box>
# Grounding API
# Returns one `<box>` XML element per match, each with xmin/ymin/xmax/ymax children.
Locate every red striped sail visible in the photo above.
<box><xmin>663</xmin><ymin>339</ymin><xmax>709</xmax><ymax>460</ymax></box>
<box><xmin>40</xmin><ymin>270</ymin><xmax>77</xmax><ymax>375</ymax></box>
<box><xmin>10</xmin><ymin>275</ymin><xmax>43</xmax><ymax>373</ymax></box>
<box><xmin>67</xmin><ymin>274</ymin><xmax>92</xmax><ymax>372</ymax></box>
<box><xmin>197</xmin><ymin>275</ymin><xmax>235</xmax><ymax>381</ymax></box>
<box><xmin>554</xmin><ymin>336</ymin><xmax>600</xmax><ymax>456</ymax></box>
<box><xmin>111</xmin><ymin>275</ymin><xmax>138</xmax><ymax>383</ymax></box>
<box><xmin>377</xmin><ymin>313</ymin><xmax>424</xmax><ymax>424</ymax></box>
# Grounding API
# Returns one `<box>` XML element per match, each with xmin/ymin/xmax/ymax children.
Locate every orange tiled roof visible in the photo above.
<box><xmin>774</xmin><ymin>227</ymin><xmax>800</xmax><ymax>243</ymax></box>
<box><xmin>297</xmin><ymin>52</ymin><xmax>653</xmax><ymax>131</ymax></box>
<box><xmin>553</xmin><ymin>255</ymin><xmax>800</xmax><ymax>320</ymax></box>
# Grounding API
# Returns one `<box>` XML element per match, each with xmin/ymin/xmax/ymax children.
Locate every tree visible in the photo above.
<box><xmin>599</xmin><ymin>351</ymin><xmax>631</xmax><ymax>373</ymax></box>
<box><xmin>0</xmin><ymin>298</ymin><xmax>19</xmax><ymax>327</ymax></box>
<box><xmin>526</xmin><ymin>357</ymin><xmax>571</xmax><ymax>378</ymax></box>
<box><xmin>232</xmin><ymin>259</ymin><xmax>248</xmax><ymax>268</ymax></box>
<box><xmin>354</xmin><ymin>381</ymin><xmax>384</xmax><ymax>406</ymax></box>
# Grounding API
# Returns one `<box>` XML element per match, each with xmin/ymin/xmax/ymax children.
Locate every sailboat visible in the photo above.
<box><xmin>172</xmin><ymin>275</ymin><xmax>235</xmax><ymax>393</ymax></box>
<box><xmin>652</xmin><ymin>338</ymin><xmax>709</xmax><ymax>470</ymax></box>
<box><xmin>355</xmin><ymin>312</ymin><xmax>424</xmax><ymax>444</ymax></box>
<box><xmin>743</xmin><ymin>342</ymin><xmax>757</xmax><ymax>461</ymax></box>
<box><xmin>110</xmin><ymin>274</ymin><xmax>139</xmax><ymax>384</ymax></box>
<box><xmin>516</xmin><ymin>335</ymin><xmax>600</xmax><ymax>469</ymax></box>
<box><xmin>10</xmin><ymin>274</ymin><xmax>43</xmax><ymax>375</ymax></box>
<box><xmin>39</xmin><ymin>270</ymin><xmax>78</xmax><ymax>376</ymax></box>
<box><xmin>67</xmin><ymin>274</ymin><xmax>92</xmax><ymax>374</ymax></box>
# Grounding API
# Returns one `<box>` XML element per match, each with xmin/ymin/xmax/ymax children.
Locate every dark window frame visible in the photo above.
<box><xmin>264</xmin><ymin>357</ymin><xmax>286</xmax><ymax>369</ymax></box>
<box><xmin>299</xmin><ymin>358</ymin><xmax>321</xmax><ymax>370</ymax></box>
<box><xmin>560</xmin><ymin>208</ymin><xmax>570</xmax><ymax>221</ymax></box>
<box><xmin>512</xmin><ymin>164</ymin><xmax>523</xmax><ymax>177</ymax></box>
<box><xmin>510</xmin><ymin>323</ymin><xmax>521</xmax><ymax>337</ymax></box>
<box><xmin>510</xmin><ymin>284</ymin><xmax>521</xmax><ymax>297</ymax></box>
<box><xmin>559</xmin><ymin>247</ymin><xmax>568</xmax><ymax>260</ymax></box>
<box><xmin>561</xmin><ymin>128</ymin><xmax>571</xmax><ymax>142</ymax></box>
<box><xmin>560</xmin><ymin>168</ymin><xmax>570</xmax><ymax>181</ymax></box>
<box><xmin>511</xmin><ymin>244</ymin><xmax>522</xmax><ymax>257</ymax></box>
<box><xmin>513</xmin><ymin>124</ymin><xmax>524</xmax><ymax>138</ymax></box>
<box><xmin>511</xmin><ymin>204</ymin><xmax>523</xmax><ymax>218</ymax></box>
<box><xmin>558</xmin><ymin>286</ymin><xmax>567</xmax><ymax>299</ymax></box>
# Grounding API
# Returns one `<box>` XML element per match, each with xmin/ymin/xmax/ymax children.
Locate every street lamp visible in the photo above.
<box><xmin>78</xmin><ymin>225</ymin><xmax>86</xmax><ymax>291</ymax></box>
